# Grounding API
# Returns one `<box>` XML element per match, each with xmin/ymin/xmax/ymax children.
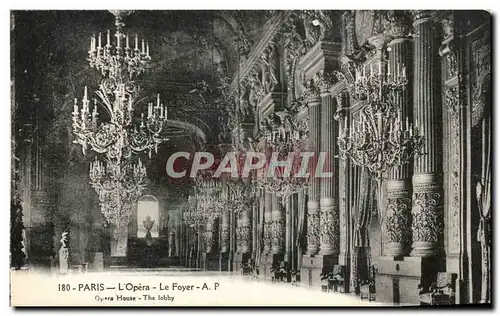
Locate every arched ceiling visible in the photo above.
<box><xmin>12</xmin><ymin>10</ymin><xmax>272</xmax><ymax>183</ymax></box>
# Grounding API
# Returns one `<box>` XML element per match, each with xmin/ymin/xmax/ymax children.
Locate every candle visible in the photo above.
<box><xmin>90</xmin><ymin>36</ymin><xmax>93</xmax><ymax>52</ymax></box>
<box><xmin>146</xmin><ymin>43</ymin><xmax>149</xmax><ymax>57</ymax></box>
<box><xmin>142</xmin><ymin>39</ymin><xmax>145</xmax><ymax>53</ymax></box>
<box><xmin>73</xmin><ymin>98</ymin><xmax>78</xmax><ymax>113</ymax></box>
<box><xmin>135</xmin><ymin>34</ymin><xmax>138</xmax><ymax>50</ymax></box>
<box><xmin>157</xmin><ymin>94</ymin><xmax>160</xmax><ymax>107</ymax></box>
<box><xmin>402</xmin><ymin>66</ymin><xmax>406</xmax><ymax>78</ymax></box>
<box><xmin>107</xmin><ymin>30</ymin><xmax>110</xmax><ymax>46</ymax></box>
<box><xmin>378</xmin><ymin>61</ymin><xmax>381</xmax><ymax>74</ymax></box>
<box><xmin>117</xmin><ymin>32</ymin><xmax>121</xmax><ymax>48</ymax></box>
<box><xmin>84</xmin><ymin>86</ymin><xmax>88</xmax><ymax>100</ymax></box>
<box><xmin>164</xmin><ymin>106</ymin><xmax>168</xmax><ymax>119</ymax></box>
<box><xmin>98</xmin><ymin>33</ymin><xmax>102</xmax><ymax>48</ymax></box>
<box><xmin>406</xmin><ymin>117</ymin><xmax>409</xmax><ymax>130</ymax></box>
<box><xmin>387</xmin><ymin>61</ymin><xmax>391</xmax><ymax>76</ymax></box>
<box><xmin>126</xmin><ymin>34</ymin><xmax>130</xmax><ymax>48</ymax></box>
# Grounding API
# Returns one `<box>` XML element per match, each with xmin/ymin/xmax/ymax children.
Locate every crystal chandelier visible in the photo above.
<box><xmin>73</xmin><ymin>10</ymin><xmax>169</xmax><ymax>159</ymax></box>
<box><xmin>193</xmin><ymin>177</ymin><xmax>224</xmax><ymax>222</ymax></box>
<box><xmin>183</xmin><ymin>195</ymin><xmax>205</xmax><ymax>227</ymax></box>
<box><xmin>89</xmin><ymin>157</ymin><xmax>148</xmax><ymax>228</ymax></box>
<box><xmin>88</xmin><ymin>10</ymin><xmax>151</xmax><ymax>80</ymax></box>
<box><xmin>258</xmin><ymin>109</ymin><xmax>309</xmax><ymax>203</ymax></box>
<box><xmin>337</xmin><ymin>58</ymin><xmax>425</xmax><ymax>218</ymax></box>
<box><xmin>221</xmin><ymin>177</ymin><xmax>258</xmax><ymax>215</ymax></box>
<box><xmin>337</xmin><ymin>59</ymin><xmax>424</xmax><ymax>179</ymax></box>
<box><xmin>71</xmin><ymin>10</ymin><xmax>169</xmax><ymax>229</ymax></box>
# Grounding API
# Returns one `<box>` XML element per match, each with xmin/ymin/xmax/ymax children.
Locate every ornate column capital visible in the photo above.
<box><xmin>411</xmin><ymin>10</ymin><xmax>433</xmax><ymax>24</ymax></box>
<box><xmin>302</xmin><ymin>70</ymin><xmax>337</xmax><ymax>101</ymax></box>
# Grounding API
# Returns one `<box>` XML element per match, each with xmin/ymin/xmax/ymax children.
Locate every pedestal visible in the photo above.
<box><xmin>300</xmin><ymin>254</ymin><xmax>337</xmax><ymax>288</ymax></box>
<box><xmin>374</xmin><ymin>256</ymin><xmax>445</xmax><ymax>305</ymax></box>
<box><xmin>59</xmin><ymin>248</ymin><xmax>69</xmax><ymax>274</ymax></box>
<box><xmin>93</xmin><ymin>252</ymin><xmax>104</xmax><ymax>272</ymax></box>
<box><xmin>203</xmin><ymin>253</ymin><xmax>221</xmax><ymax>271</ymax></box>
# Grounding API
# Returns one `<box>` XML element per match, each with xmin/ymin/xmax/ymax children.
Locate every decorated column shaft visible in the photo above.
<box><xmin>262</xmin><ymin>192</ymin><xmax>272</xmax><ymax>255</ymax></box>
<box><xmin>305</xmin><ymin>96</ymin><xmax>321</xmax><ymax>255</ymax></box>
<box><xmin>319</xmin><ymin>92</ymin><xmax>339</xmax><ymax>256</ymax></box>
<box><xmin>235</xmin><ymin>215</ymin><xmax>242</xmax><ymax>253</ymax></box>
<box><xmin>271</xmin><ymin>194</ymin><xmax>284</xmax><ymax>254</ymax></box>
<box><xmin>220</xmin><ymin>211</ymin><xmax>230</xmax><ymax>253</ymax></box>
<box><xmin>384</xmin><ymin>33</ymin><xmax>413</xmax><ymax>257</ymax></box>
<box><xmin>411</xmin><ymin>11</ymin><xmax>444</xmax><ymax>257</ymax></box>
<box><xmin>203</xmin><ymin>220</ymin><xmax>215</xmax><ymax>253</ymax></box>
<box><xmin>240</xmin><ymin>209</ymin><xmax>252</xmax><ymax>254</ymax></box>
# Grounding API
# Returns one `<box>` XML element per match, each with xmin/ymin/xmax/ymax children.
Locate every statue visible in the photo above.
<box><xmin>60</xmin><ymin>230</ymin><xmax>69</xmax><ymax>249</ymax></box>
<box><xmin>59</xmin><ymin>230</ymin><xmax>69</xmax><ymax>274</ymax></box>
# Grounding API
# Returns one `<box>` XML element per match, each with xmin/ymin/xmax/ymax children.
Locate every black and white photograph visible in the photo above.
<box><xmin>8</xmin><ymin>8</ymin><xmax>492</xmax><ymax>307</ymax></box>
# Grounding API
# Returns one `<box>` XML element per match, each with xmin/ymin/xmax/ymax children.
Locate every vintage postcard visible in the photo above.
<box><xmin>9</xmin><ymin>9</ymin><xmax>492</xmax><ymax>307</ymax></box>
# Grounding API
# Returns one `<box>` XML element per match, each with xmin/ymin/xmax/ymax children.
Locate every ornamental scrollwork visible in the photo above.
<box><xmin>384</xmin><ymin>196</ymin><xmax>412</xmax><ymax>244</ymax></box>
<box><xmin>445</xmin><ymin>85</ymin><xmax>460</xmax><ymax>115</ymax></box>
<box><xmin>411</xmin><ymin>191</ymin><xmax>444</xmax><ymax>244</ymax></box>
<box><xmin>270</xmin><ymin>219</ymin><xmax>285</xmax><ymax>251</ymax></box>
<box><xmin>300</xmin><ymin>10</ymin><xmax>333</xmax><ymax>47</ymax></box>
<box><xmin>306</xmin><ymin>212</ymin><xmax>320</xmax><ymax>246</ymax></box>
<box><xmin>319</xmin><ymin>207</ymin><xmax>340</xmax><ymax>248</ymax></box>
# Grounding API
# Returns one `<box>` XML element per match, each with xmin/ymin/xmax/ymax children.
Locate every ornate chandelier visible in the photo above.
<box><xmin>73</xmin><ymin>10</ymin><xmax>169</xmax><ymax>159</ymax></box>
<box><xmin>337</xmin><ymin>59</ymin><xmax>425</xmax><ymax>220</ymax></box>
<box><xmin>221</xmin><ymin>177</ymin><xmax>259</xmax><ymax>215</ymax></box>
<box><xmin>88</xmin><ymin>10</ymin><xmax>151</xmax><ymax>80</ymax></box>
<box><xmin>191</xmin><ymin>175</ymin><xmax>224</xmax><ymax>222</ymax></box>
<box><xmin>184</xmin><ymin>195</ymin><xmax>206</xmax><ymax>227</ymax></box>
<box><xmin>257</xmin><ymin>109</ymin><xmax>309</xmax><ymax>203</ymax></box>
<box><xmin>89</xmin><ymin>157</ymin><xmax>147</xmax><ymax>228</ymax></box>
<box><xmin>337</xmin><ymin>60</ymin><xmax>424</xmax><ymax>179</ymax></box>
<box><xmin>71</xmin><ymin>10</ymin><xmax>169</xmax><ymax>229</ymax></box>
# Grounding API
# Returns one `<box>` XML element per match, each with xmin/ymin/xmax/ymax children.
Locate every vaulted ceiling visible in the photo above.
<box><xmin>12</xmin><ymin>10</ymin><xmax>273</xmax><ymax>185</ymax></box>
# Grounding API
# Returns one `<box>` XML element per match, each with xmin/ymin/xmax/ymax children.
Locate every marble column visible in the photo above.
<box><xmin>410</xmin><ymin>11</ymin><xmax>444</xmax><ymax>257</ymax></box>
<box><xmin>384</xmin><ymin>35</ymin><xmax>413</xmax><ymax>257</ymax></box>
<box><xmin>306</xmin><ymin>96</ymin><xmax>321</xmax><ymax>255</ymax></box>
<box><xmin>271</xmin><ymin>194</ymin><xmax>284</xmax><ymax>254</ymax></box>
<box><xmin>240</xmin><ymin>209</ymin><xmax>252</xmax><ymax>254</ymax></box>
<box><xmin>220</xmin><ymin>211</ymin><xmax>230</xmax><ymax>253</ymax></box>
<box><xmin>319</xmin><ymin>93</ymin><xmax>339</xmax><ymax>256</ymax></box>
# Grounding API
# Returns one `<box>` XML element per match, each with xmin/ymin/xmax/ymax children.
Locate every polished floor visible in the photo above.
<box><xmin>11</xmin><ymin>267</ymin><xmax>390</xmax><ymax>306</ymax></box>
